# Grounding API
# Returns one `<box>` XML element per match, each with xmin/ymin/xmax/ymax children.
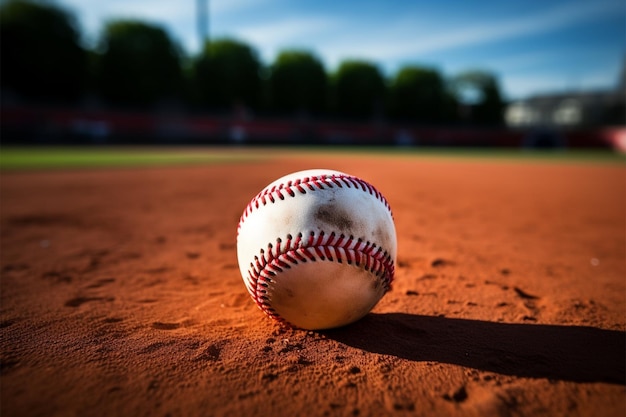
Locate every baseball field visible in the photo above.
<box><xmin>1</xmin><ymin>146</ymin><xmax>624</xmax><ymax>417</ymax></box>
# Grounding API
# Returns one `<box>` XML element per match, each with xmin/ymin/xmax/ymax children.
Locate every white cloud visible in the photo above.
<box><xmin>64</xmin><ymin>0</ymin><xmax>271</xmax><ymax>22</ymax></box>
<box><xmin>211</xmin><ymin>0</ymin><xmax>275</xmax><ymax>14</ymax></box>
<box><xmin>315</xmin><ymin>0</ymin><xmax>625</xmax><ymax>64</ymax></box>
<box><xmin>234</xmin><ymin>18</ymin><xmax>336</xmax><ymax>46</ymax></box>
<box><xmin>227</xmin><ymin>17</ymin><xmax>338</xmax><ymax>61</ymax></box>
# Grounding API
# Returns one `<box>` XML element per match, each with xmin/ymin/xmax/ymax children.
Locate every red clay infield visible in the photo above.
<box><xmin>1</xmin><ymin>149</ymin><xmax>625</xmax><ymax>417</ymax></box>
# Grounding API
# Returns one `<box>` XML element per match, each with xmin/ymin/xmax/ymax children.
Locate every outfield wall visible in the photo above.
<box><xmin>1</xmin><ymin>105</ymin><xmax>623</xmax><ymax>150</ymax></box>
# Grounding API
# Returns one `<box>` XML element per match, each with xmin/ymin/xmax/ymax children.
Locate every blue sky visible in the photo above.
<box><xmin>59</xmin><ymin>0</ymin><xmax>625</xmax><ymax>100</ymax></box>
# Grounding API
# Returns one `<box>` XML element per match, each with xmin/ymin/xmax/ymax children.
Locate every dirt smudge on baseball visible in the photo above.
<box><xmin>314</xmin><ymin>204</ymin><xmax>353</xmax><ymax>232</ymax></box>
<box><xmin>373</xmin><ymin>224</ymin><xmax>393</xmax><ymax>254</ymax></box>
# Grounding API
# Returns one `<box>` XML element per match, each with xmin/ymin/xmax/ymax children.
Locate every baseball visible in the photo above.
<box><xmin>237</xmin><ymin>169</ymin><xmax>397</xmax><ymax>330</ymax></box>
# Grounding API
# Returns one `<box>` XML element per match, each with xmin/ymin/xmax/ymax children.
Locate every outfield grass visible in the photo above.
<box><xmin>0</xmin><ymin>146</ymin><xmax>623</xmax><ymax>170</ymax></box>
<box><xmin>0</xmin><ymin>147</ymin><xmax>259</xmax><ymax>170</ymax></box>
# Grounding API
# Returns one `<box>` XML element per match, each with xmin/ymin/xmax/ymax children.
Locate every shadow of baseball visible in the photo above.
<box><xmin>325</xmin><ymin>313</ymin><xmax>625</xmax><ymax>385</ymax></box>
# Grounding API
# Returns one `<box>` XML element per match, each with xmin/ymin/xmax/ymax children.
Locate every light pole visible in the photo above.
<box><xmin>197</xmin><ymin>0</ymin><xmax>208</xmax><ymax>48</ymax></box>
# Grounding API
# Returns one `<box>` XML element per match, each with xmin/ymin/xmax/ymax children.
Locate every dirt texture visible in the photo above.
<box><xmin>1</xmin><ymin>151</ymin><xmax>625</xmax><ymax>417</ymax></box>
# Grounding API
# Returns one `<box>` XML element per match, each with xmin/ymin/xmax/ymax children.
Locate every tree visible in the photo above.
<box><xmin>451</xmin><ymin>70</ymin><xmax>505</xmax><ymax>125</ymax></box>
<box><xmin>95</xmin><ymin>20</ymin><xmax>184</xmax><ymax>107</ymax></box>
<box><xmin>389</xmin><ymin>66</ymin><xmax>448</xmax><ymax>123</ymax></box>
<box><xmin>332</xmin><ymin>60</ymin><xmax>386</xmax><ymax>120</ymax></box>
<box><xmin>0</xmin><ymin>0</ymin><xmax>87</xmax><ymax>102</ymax></box>
<box><xmin>269</xmin><ymin>50</ymin><xmax>327</xmax><ymax>116</ymax></box>
<box><xmin>191</xmin><ymin>38</ymin><xmax>262</xmax><ymax>111</ymax></box>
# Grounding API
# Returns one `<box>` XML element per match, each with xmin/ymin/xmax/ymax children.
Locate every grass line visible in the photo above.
<box><xmin>1</xmin><ymin>146</ymin><xmax>624</xmax><ymax>170</ymax></box>
<box><xmin>0</xmin><ymin>147</ymin><xmax>260</xmax><ymax>170</ymax></box>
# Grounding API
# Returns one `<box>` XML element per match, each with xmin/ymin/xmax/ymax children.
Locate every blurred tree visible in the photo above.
<box><xmin>0</xmin><ymin>0</ymin><xmax>87</xmax><ymax>103</ymax></box>
<box><xmin>388</xmin><ymin>66</ymin><xmax>448</xmax><ymax>123</ymax></box>
<box><xmin>269</xmin><ymin>50</ymin><xmax>327</xmax><ymax>116</ymax></box>
<box><xmin>95</xmin><ymin>20</ymin><xmax>184</xmax><ymax>107</ymax></box>
<box><xmin>191</xmin><ymin>38</ymin><xmax>262</xmax><ymax>111</ymax></box>
<box><xmin>451</xmin><ymin>71</ymin><xmax>505</xmax><ymax>125</ymax></box>
<box><xmin>332</xmin><ymin>60</ymin><xmax>386</xmax><ymax>120</ymax></box>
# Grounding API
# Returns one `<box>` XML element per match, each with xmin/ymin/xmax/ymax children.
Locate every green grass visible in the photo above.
<box><xmin>1</xmin><ymin>146</ymin><xmax>623</xmax><ymax>170</ymax></box>
<box><xmin>0</xmin><ymin>147</ymin><xmax>259</xmax><ymax>170</ymax></box>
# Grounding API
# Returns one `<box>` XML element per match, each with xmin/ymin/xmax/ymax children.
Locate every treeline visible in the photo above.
<box><xmin>0</xmin><ymin>0</ymin><xmax>505</xmax><ymax>125</ymax></box>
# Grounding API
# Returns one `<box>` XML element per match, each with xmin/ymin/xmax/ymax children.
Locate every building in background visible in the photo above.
<box><xmin>506</xmin><ymin>60</ymin><xmax>626</xmax><ymax>129</ymax></box>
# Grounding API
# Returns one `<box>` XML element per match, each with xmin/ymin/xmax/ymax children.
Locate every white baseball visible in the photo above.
<box><xmin>237</xmin><ymin>169</ymin><xmax>397</xmax><ymax>330</ymax></box>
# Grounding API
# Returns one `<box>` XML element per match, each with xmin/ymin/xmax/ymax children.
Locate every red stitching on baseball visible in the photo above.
<box><xmin>245</xmin><ymin>231</ymin><xmax>395</xmax><ymax>328</ymax></box>
<box><xmin>238</xmin><ymin>173</ymin><xmax>393</xmax><ymax>234</ymax></box>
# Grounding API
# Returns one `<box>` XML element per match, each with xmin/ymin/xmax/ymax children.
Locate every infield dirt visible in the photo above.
<box><xmin>1</xmin><ymin>150</ymin><xmax>624</xmax><ymax>417</ymax></box>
